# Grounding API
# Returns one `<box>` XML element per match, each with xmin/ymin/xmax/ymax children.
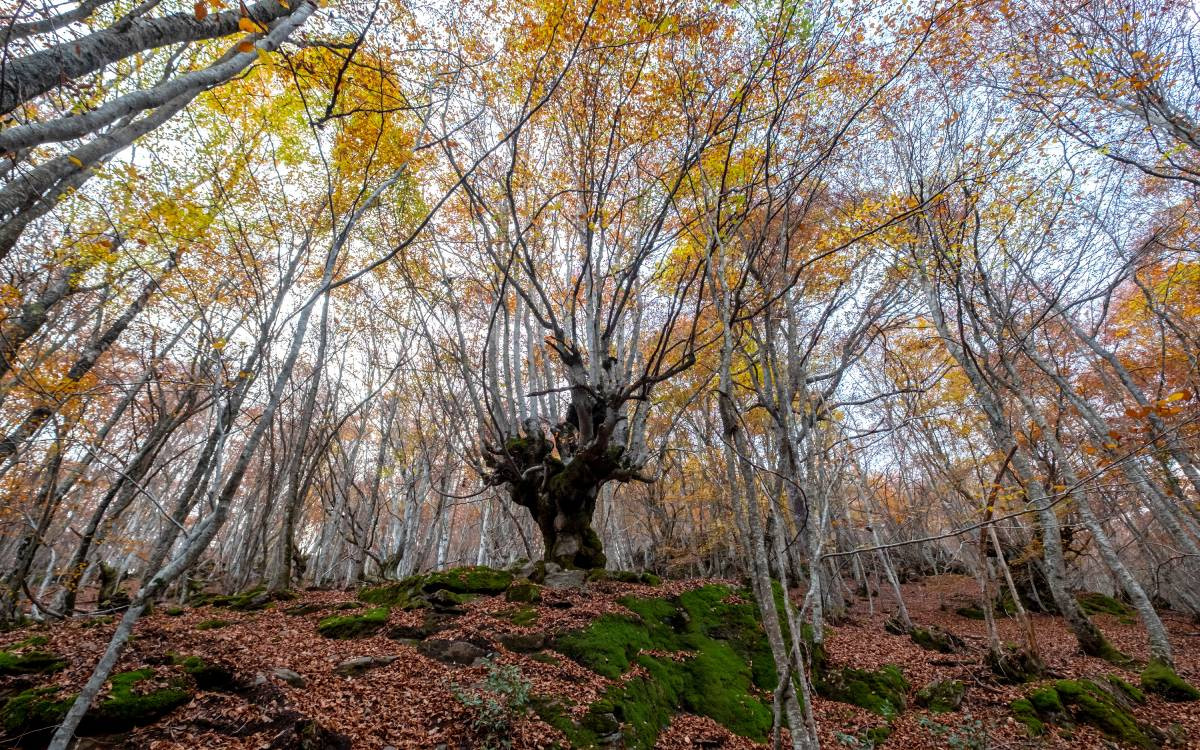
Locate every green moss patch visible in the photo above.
<box><xmin>194</xmin><ymin>618</ymin><xmax>233</xmax><ymax>631</ymax></box>
<box><xmin>2</xmin><ymin>686</ymin><xmax>73</xmax><ymax>736</ymax></box>
<box><xmin>1077</xmin><ymin>592</ymin><xmax>1135</xmax><ymax>621</ymax></box>
<box><xmin>2</xmin><ymin>670</ymin><xmax>192</xmax><ymax>739</ymax></box>
<box><xmin>1012</xmin><ymin>679</ymin><xmax>1162</xmax><ymax>748</ymax></box>
<box><xmin>317</xmin><ymin>607</ymin><xmax>388</xmax><ymax>639</ymax></box>
<box><xmin>816</xmin><ymin>664</ymin><xmax>908</xmax><ymax>718</ymax></box>
<box><xmin>173</xmin><ymin>654</ymin><xmax>236</xmax><ymax>691</ymax></box>
<box><xmin>507</xmin><ymin>606</ymin><xmax>539</xmax><ymax>627</ymax></box>
<box><xmin>505</xmin><ymin>578</ymin><xmax>543</xmax><ymax>604</ymax></box>
<box><xmin>194</xmin><ymin>586</ymin><xmax>279</xmax><ymax>611</ymax></box>
<box><xmin>1106</xmin><ymin>675</ymin><xmax>1146</xmax><ymax>704</ymax></box>
<box><xmin>0</xmin><ymin>637</ymin><xmax>65</xmax><ymax>676</ymax></box>
<box><xmin>84</xmin><ymin>669</ymin><xmax>192</xmax><ymax>732</ymax></box>
<box><xmin>1010</xmin><ymin>698</ymin><xmax>1044</xmax><ymax>736</ymax></box>
<box><xmin>545</xmin><ymin>584</ymin><xmax>774</xmax><ymax>748</ymax></box>
<box><xmin>359</xmin><ymin>566</ymin><xmax>514</xmax><ymax>611</ymax></box>
<box><xmin>1141</xmin><ymin>659</ymin><xmax>1200</xmax><ymax>702</ymax></box>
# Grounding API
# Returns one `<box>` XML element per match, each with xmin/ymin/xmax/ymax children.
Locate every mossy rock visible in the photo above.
<box><xmin>817</xmin><ymin>664</ymin><xmax>908</xmax><ymax>718</ymax></box>
<box><xmin>194</xmin><ymin>618</ymin><xmax>233</xmax><ymax>631</ymax></box>
<box><xmin>505</xmin><ymin>578</ymin><xmax>543</xmax><ymax>604</ymax></box>
<box><xmin>317</xmin><ymin>607</ymin><xmax>388</xmax><ymax>639</ymax></box>
<box><xmin>2</xmin><ymin>686</ymin><xmax>75</xmax><ymax>739</ymax></box>
<box><xmin>1014</xmin><ymin>679</ymin><xmax>1162</xmax><ymax>749</ymax></box>
<box><xmin>585</xmin><ymin>569</ymin><xmax>663</xmax><ymax>586</ymax></box>
<box><xmin>5</xmin><ymin>670</ymin><xmax>194</xmax><ymax>739</ymax></box>
<box><xmin>954</xmin><ymin>605</ymin><xmax>985</xmax><ymax>620</ymax></box>
<box><xmin>1010</xmin><ymin>698</ymin><xmax>1045</xmax><ymax>736</ymax></box>
<box><xmin>421</xmin><ymin>566</ymin><xmax>513</xmax><ymax>595</ymax></box>
<box><xmin>284</xmin><ymin>602</ymin><xmax>328</xmax><ymax>616</ymax></box>
<box><xmin>358</xmin><ymin>566</ymin><xmax>512</xmax><ymax>612</ymax></box>
<box><xmin>507</xmin><ymin>606</ymin><xmax>539</xmax><ymax>627</ymax></box>
<box><xmin>1027</xmin><ymin>685</ymin><xmax>1064</xmax><ymax>717</ymax></box>
<box><xmin>164</xmin><ymin>606</ymin><xmax>185</xmax><ymax>617</ymax></box>
<box><xmin>173</xmin><ymin>655</ymin><xmax>236</xmax><ymax>691</ymax></box>
<box><xmin>83</xmin><ymin>668</ymin><xmax>192</xmax><ymax>733</ymax></box>
<box><xmin>909</xmin><ymin>626</ymin><xmax>963</xmax><ymax>654</ymax></box>
<box><xmin>546</xmin><ymin>584</ymin><xmax>774</xmax><ymax>747</ymax></box>
<box><xmin>1077</xmin><ymin>592</ymin><xmax>1135</xmax><ymax>621</ymax></box>
<box><xmin>0</xmin><ymin>640</ymin><xmax>65</xmax><ymax>676</ymax></box>
<box><xmin>915</xmin><ymin>679</ymin><xmax>964</xmax><ymax>713</ymax></box>
<box><xmin>194</xmin><ymin>586</ymin><xmax>296</xmax><ymax>611</ymax></box>
<box><xmin>1141</xmin><ymin>659</ymin><xmax>1200</xmax><ymax>702</ymax></box>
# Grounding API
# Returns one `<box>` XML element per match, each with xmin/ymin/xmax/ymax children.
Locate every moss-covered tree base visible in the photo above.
<box><xmin>985</xmin><ymin>644</ymin><xmax>1044</xmax><ymax>684</ymax></box>
<box><xmin>1141</xmin><ymin>659</ymin><xmax>1200</xmax><ymax>702</ymax></box>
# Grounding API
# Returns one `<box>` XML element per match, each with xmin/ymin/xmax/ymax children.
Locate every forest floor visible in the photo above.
<box><xmin>1</xmin><ymin>573</ymin><xmax>1198</xmax><ymax>749</ymax></box>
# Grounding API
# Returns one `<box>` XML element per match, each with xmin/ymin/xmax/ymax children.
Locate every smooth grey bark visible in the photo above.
<box><xmin>0</xmin><ymin>0</ymin><xmax>292</xmax><ymax>114</ymax></box>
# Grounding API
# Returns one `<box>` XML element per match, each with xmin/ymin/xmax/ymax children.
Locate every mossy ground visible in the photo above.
<box><xmin>194</xmin><ymin>618</ymin><xmax>233</xmax><ymax>630</ymax></box>
<box><xmin>545</xmin><ymin>584</ymin><xmax>775</xmax><ymax>748</ymax></box>
<box><xmin>317</xmin><ymin>607</ymin><xmax>389</xmax><ymax>639</ymax></box>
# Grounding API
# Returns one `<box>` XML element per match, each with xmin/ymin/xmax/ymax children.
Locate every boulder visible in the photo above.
<box><xmin>417</xmin><ymin>638</ymin><xmax>491</xmax><ymax>666</ymax></box>
<box><xmin>499</xmin><ymin>631</ymin><xmax>548</xmax><ymax>653</ymax></box>
<box><xmin>271</xmin><ymin>668</ymin><xmax>306</xmax><ymax>688</ymax></box>
<box><xmin>505</xmin><ymin>578</ymin><xmax>543</xmax><ymax>603</ymax></box>
<box><xmin>334</xmin><ymin>655</ymin><xmax>397</xmax><ymax>677</ymax></box>
<box><xmin>543</xmin><ymin>565</ymin><xmax>586</xmax><ymax>590</ymax></box>
<box><xmin>916</xmin><ymin>679</ymin><xmax>965</xmax><ymax>713</ymax></box>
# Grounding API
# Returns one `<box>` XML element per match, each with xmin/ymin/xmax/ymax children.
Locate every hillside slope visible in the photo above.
<box><xmin>1</xmin><ymin>572</ymin><xmax>1197</xmax><ymax>749</ymax></box>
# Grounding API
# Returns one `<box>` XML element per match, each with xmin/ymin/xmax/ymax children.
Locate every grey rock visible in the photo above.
<box><xmin>418</xmin><ymin>638</ymin><xmax>491</xmax><ymax>665</ymax></box>
<box><xmin>499</xmin><ymin>631</ymin><xmax>547</xmax><ymax>653</ymax></box>
<box><xmin>334</xmin><ymin>655</ymin><xmax>398</xmax><ymax>677</ymax></box>
<box><xmin>543</xmin><ymin>567</ymin><xmax>586</xmax><ymax>589</ymax></box>
<box><xmin>270</xmin><ymin>667</ymin><xmax>306</xmax><ymax>687</ymax></box>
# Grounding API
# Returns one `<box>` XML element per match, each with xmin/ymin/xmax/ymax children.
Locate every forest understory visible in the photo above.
<box><xmin>1</xmin><ymin>570</ymin><xmax>1197</xmax><ymax>749</ymax></box>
